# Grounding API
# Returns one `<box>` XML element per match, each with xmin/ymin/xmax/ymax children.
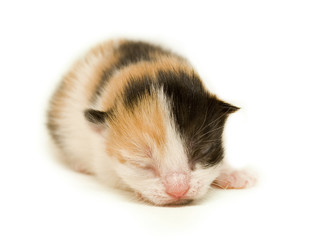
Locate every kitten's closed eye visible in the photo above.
<box><xmin>128</xmin><ymin>160</ymin><xmax>156</xmax><ymax>172</ymax></box>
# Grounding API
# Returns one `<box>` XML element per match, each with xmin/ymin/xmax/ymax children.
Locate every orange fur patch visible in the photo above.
<box><xmin>105</xmin><ymin>93</ymin><xmax>167</xmax><ymax>165</ymax></box>
<box><xmin>98</xmin><ymin>52</ymin><xmax>195</xmax><ymax>165</ymax></box>
<box><xmin>100</xmin><ymin>56</ymin><xmax>193</xmax><ymax>111</ymax></box>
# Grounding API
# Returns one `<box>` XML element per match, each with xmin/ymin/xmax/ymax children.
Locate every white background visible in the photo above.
<box><xmin>1</xmin><ymin>1</ymin><xmax>315</xmax><ymax>239</ymax></box>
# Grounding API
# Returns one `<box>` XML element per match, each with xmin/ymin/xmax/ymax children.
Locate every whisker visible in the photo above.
<box><xmin>194</xmin><ymin>125</ymin><xmax>225</xmax><ymax>141</ymax></box>
<box><xmin>208</xmin><ymin>109</ymin><xmax>232</xmax><ymax>126</ymax></box>
<box><xmin>190</xmin><ymin>108</ymin><xmax>231</xmax><ymax>144</ymax></box>
<box><xmin>192</xmin><ymin>109</ymin><xmax>209</xmax><ymax>139</ymax></box>
<box><xmin>190</xmin><ymin>110</ymin><xmax>226</xmax><ymax>140</ymax></box>
<box><xmin>199</xmin><ymin>111</ymin><xmax>228</xmax><ymax>131</ymax></box>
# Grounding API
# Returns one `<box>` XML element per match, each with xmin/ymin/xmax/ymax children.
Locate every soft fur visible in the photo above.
<box><xmin>47</xmin><ymin>39</ymin><xmax>255</xmax><ymax>205</ymax></box>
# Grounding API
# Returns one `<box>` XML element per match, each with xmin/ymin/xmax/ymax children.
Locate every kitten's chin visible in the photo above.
<box><xmin>163</xmin><ymin>199</ymin><xmax>194</xmax><ymax>206</ymax></box>
<box><xmin>137</xmin><ymin>192</ymin><xmax>193</xmax><ymax>206</ymax></box>
<box><xmin>149</xmin><ymin>197</ymin><xmax>194</xmax><ymax>206</ymax></box>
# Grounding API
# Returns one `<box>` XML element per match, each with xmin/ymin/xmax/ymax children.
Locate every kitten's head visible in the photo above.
<box><xmin>85</xmin><ymin>70</ymin><xmax>238</xmax><ymax>205</ymax></box>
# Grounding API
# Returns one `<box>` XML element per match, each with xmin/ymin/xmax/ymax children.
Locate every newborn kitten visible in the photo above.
<box><xmin>47</xmin><ymin>39</ymin><xmax>255</xmax><ymax>205</ymax></box>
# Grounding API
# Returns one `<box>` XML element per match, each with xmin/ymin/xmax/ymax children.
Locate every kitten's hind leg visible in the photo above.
<box><xmin>211</xmin><ymin>164</ymin><xmax>257</xmax><ymax>189</ymax></box>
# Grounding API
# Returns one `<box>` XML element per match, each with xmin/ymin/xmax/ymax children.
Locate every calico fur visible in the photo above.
<box><xmin>47</xmin><ymin>39</ymin><xmax>252</xmax><ymax>205</ymax></box>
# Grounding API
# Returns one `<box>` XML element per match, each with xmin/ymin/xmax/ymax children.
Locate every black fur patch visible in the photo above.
<box><xmin>120</xmin><ymin>70</ymin><xmax>238</xmax><ymax>168</ymax></box>
<box><xmin>92</xmin><ymin>41</ymin><xmax>171</xmax><ymax>102</ymax></box>
<box><xmin>122</xmin><ymin>75</ymin><xmax>155</xmax><ymax>108</ymax></box>
<box><xmin>115</xmin><ymin>41</ymin><xmax>168</xmax><ymax>67</ymax></box>
<box><xmin>157</xmin><ymin>70</ymin><xmax>236</xmax><ymax>168</ymax></box>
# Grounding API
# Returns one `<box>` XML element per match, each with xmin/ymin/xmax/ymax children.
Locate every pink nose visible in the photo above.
<box><xmin>163</xmin><ymin>172</ymin><xmax>190</xmax><ymax>199</ymax></box>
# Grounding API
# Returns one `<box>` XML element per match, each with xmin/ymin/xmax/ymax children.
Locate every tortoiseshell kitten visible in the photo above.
<box><xmin>47</xmin><ymin>39</ymin><xmax>256</xmax><ymax>205</ymax></box>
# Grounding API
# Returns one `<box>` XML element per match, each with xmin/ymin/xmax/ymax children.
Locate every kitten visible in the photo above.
<box><xmin>47</xmin><ymin>39</ymin><xmax>255</xmax><ymax>205</ymax></box>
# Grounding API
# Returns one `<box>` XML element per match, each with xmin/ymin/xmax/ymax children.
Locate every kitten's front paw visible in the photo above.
<box><xmin>211</xmin><ymin>169</ymin><xmax>257</xmax><ymax>189</ymax></box>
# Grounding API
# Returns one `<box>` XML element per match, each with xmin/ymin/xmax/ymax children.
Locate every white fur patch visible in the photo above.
<box><xmin>109</xmin><ymin>92</ymin><xmax>222</xmax><ymax>205</ymax></box>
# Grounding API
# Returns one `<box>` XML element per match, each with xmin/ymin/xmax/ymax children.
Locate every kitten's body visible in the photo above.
<box><xmin>48</xmin><ymin>39</ymin><xmax>255</xmax><ymax>205</ymax></box>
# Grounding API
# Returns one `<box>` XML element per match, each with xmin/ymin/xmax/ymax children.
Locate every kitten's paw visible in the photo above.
<box><xmin>211</xmin><ymin>169</ymin><xmax>257</xmax><ymax>189</ymax></box>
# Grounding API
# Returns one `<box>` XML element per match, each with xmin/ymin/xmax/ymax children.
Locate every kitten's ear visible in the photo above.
<box><xmin>218</xmin><ymin>100</ymin><xmax>240</xmax><ymax>114</ymax></box>
<box><xmin>84</xmin><ymin>109</ymin><xmax>109</xmax><ymax>132</ymax></box>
